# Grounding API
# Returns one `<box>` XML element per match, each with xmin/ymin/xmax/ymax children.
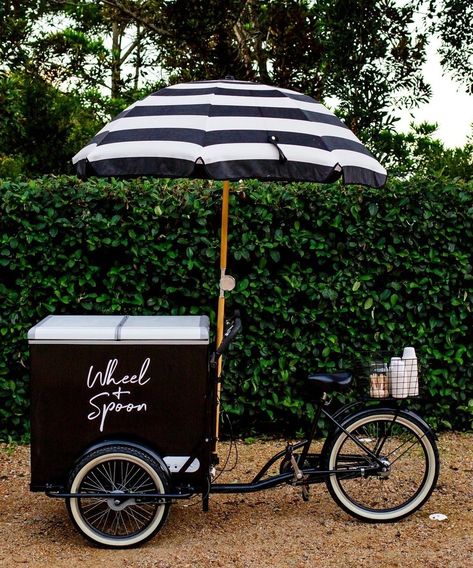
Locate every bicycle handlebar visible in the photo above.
<box><xmin>210</xmin><ymin>311</ymin><xmax>242</xmax><ymax>368</ymax></box>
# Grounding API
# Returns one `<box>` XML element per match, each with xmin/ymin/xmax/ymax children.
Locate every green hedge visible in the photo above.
<box><xmin>1</xmin><ymin>175</ymin><xmax>472</xmax><ymax>440</ymax></box>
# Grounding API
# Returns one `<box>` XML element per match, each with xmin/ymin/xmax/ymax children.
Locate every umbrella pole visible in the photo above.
<box><xmin>214</xmin><ymin>179</ymin><xmax>230</xmax><ymax>447</ymax></box>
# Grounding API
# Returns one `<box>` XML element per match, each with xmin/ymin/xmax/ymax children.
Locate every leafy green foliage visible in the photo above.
<box><xmin>1</xmin><ymin>1</ymin><xmax>471</xmax><ymax>173</ymax></box>
<box><xmin>0</xmin><ymin>175</ymin><xmax>472</xmax><ymax>440</ymax></box>
<box><xmin>5</xmin><ymin>0</ymin><xmax>169</xmax><ymax>100</ymax></box>
<box><xmin>0</xmin><ymin>1</ymin><xmax>44</xmax><ymax>68</ymax></box>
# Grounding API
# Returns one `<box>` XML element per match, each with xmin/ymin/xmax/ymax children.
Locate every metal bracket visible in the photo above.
<box><xmin>220</xmin><ymin>273</ymin><xmax>236</xmax><ymax>292</ymax></box>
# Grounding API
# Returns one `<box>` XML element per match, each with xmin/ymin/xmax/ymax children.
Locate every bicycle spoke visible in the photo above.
<box><xmin>125</xmin><ymin>504</ymin><xmax>152</xmax><ymax>524</ymax></box>
<box><xmin>89</xmin><ymin>470</ymin><xmax>108</xmax><ymax>492</ymax></box>
<box><xmin>80</xmin><ymin>498</ymin><xmax>106</xmax><ymax>514</ymax></box>
<box><xmin>97</xmin><ymin>462</ymin><xmax>116</xmax><ymax>490</ymax></box>
<box><xmin>389</xmin><ymin>436</ymin><xmax>428</xmax><ymax>466</ymax></box>
<box><xmin>86</xmin><ymin>504</ymin><xmax>111</xmax><ymax>525</ymax></box>
<box><xmin>97</xmin><ymin>506</ymin><xmax>111</xmax><ymax>533</ymax></box>
<box><xmin>127</xmin><ymin>468</ymin><xmax>150</xmax><ymax>491</ymax></box>
<box><xmin>124</xmin><ymin>506</ymin><xmax>143</xmax><ymax>531</ymax></box>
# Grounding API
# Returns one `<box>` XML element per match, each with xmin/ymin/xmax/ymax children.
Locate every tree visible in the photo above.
<box><xmin>156</xmin><ymin>0</ymin><xmax>430</xmax><ymax>139</ymax></box>
<box><xmin>4</xmin><ymin>2</ymin><xmax>430</xmax><ymax>129</ymax></box>
<box><xmin>375</xmin><ymin>122</ymin><xmax>473</xmax><ymax>180</ymax></box>
<box><xmin>0</xmin><ymin>70</ymin><xmax>102</xmax><ymax>176</ymax></box>
<box><xmin>0</xmin><ymin>1</ymin><xmax>46</xmax><ymax>69</ymax></box>
<box><xmin>1</xmin><ymin>0</ymin><xmax>471</xmax><ymax>175</ymax></box>
<box><xmin>28</xmin><ymin>1</ymin><xmax>164</xmax><ymax>101</ymax></box>
<box><xmin>429</xmin><ymin>0</ymin><xmax>473</xmax><ymax>94</ymax></box>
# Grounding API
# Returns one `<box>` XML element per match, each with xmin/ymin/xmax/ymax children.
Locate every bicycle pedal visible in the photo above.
<box><xmin>302</xmin><ymin>485</ymin><xmax>310</xmax><ymax>502</ymax></box>
<box><xmin>290</xmin><ymin>454</ymin><xmax>303</xmax><ymax>481</ymax></box>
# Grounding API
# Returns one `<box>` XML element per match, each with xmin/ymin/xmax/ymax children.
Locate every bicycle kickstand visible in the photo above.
<box><xmin>301</xmin><ymin>484</ymin><xmax>310</xmax><ymax>502</ymax></box>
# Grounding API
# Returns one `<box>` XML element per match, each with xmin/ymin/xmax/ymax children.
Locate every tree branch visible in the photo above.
<box><xmin>119</xmin><ymin>38</ymin><xmax>139</xmax><ymax>66</ymax></box>
<box><xmin>100</xmin><ymin>0</ymin><xmax>172</xmax><ymax>37</ymax></box>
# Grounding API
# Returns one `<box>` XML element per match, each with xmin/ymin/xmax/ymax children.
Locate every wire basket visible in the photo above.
<box><xmin>355</xmin><ymin>354</ymin><xmax>421</xmax><ymax>399</ymax></box>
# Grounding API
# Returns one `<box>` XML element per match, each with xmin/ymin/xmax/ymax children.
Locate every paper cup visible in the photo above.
<box><xmin>389</xmin><ymin>357</ymin><xmax>407</xmax><ymax>398</ymax></box>
<box><xmin>402</xmin><ymin>346</ymin><xmax>416</xmax><ymax>359</ymax></box>
<box><xmin>403</xmin><ymin>358</ymin><xmax>419</xmax><ymax>396</ymax></box>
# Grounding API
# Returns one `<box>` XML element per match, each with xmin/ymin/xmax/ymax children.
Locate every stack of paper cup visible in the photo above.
<box><xmin>402</xmin><ymin>346</ymin><xmax>419</xmax><ymax>396</ymax></box>
<box><xmin>369</xmin><ymin>363</ymin><xmax>389</xmax><ymax>398</ymax></box>
<box><xmin>389</xmin><ymin>357</ymin><xmax>407</xmax><ymax>398</ymax></box>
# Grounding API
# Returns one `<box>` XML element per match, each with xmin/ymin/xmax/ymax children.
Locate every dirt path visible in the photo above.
<box><xmin>0</xmin><ymin>433</ymin><xmax>472</xmax><ymax>568</ymax></box>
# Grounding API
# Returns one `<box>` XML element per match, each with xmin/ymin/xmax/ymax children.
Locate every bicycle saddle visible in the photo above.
<box><xmin>307</xmin><ymin>371</ymin><xmax>352</xmax><ymax>392</ymax></box>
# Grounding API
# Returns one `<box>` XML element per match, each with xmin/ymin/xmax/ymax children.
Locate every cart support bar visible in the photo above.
<box><xmin>209</xmin><ymin>464</ymin><xmax>379</xmax><ymax>493</ymax></box>
<box><xmin>45</xmin><ymin>490</ymin><xmax>193</xmax><ymax>500</ymax></box>
<box><xmin>46</xmin><ymin>463</ymin><xmax>380</xmax><ymax>500</ymax></box>
<box><xmin>210</xmin><ymin>472</ymin><xmax>294</xmax><ymax>493</ymax></box>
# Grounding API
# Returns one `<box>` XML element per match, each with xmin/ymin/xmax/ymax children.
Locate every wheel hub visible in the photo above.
<box><xmin>107</xmin><ymin>490</ymin><xmax>136</xmax><ymax>511</ymax></box>
<box><xmin>377</xmin><ymin>457</ymin><xmax>391</xmax><ymax>478</ymax></box>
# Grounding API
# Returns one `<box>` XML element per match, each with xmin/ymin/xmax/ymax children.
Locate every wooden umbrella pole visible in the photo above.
<box><xmin>214</xmin><ymin>179</ymin><xmax>230</xmax><ymax>448</ymax></box>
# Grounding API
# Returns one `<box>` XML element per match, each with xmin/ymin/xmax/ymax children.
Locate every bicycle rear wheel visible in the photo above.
<box><xmin>324</xmin><ymin>409</ymin><xmax>439</xmax><ymax>522</ymax></box>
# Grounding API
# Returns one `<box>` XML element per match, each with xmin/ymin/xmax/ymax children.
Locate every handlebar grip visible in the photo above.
<box><xmin>214</xmin><ymin>316</ymin><xmax>242</xmax><ymax>361</ymax></box>
<box><xmin>209</xmin><ymin>311</ymin><xmax>243</xmax><ymax>369</ymax></box>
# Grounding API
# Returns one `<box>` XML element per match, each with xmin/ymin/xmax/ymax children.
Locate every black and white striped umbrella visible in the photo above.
<box><xmin>72</xmin><ymin>78</ymin><xmax>387</xmax><ymax>443</ymax></box>
<box><xmin>73</xmin><ymin>79</ymin><xmax>386</xmax><ymax>188</ymax></box>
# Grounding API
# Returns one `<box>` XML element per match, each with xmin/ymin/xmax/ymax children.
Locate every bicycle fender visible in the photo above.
<box><xmin>321</xmin><ymin>405</ymin><xmax>437</xmax><ymax>459</ymax></box>
<box><xmin>75</xmin><ymin>439</ymin><xmax>171</xmax><ymax>479</ymax></box>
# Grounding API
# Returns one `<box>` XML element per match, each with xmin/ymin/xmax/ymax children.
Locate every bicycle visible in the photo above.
<box><xmin>34</xmin><ymin>311</ymin><xmax>440</xmax><ymax>547</ymax></box>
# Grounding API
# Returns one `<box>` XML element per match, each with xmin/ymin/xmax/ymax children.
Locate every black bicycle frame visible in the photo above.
<box><xmin>209</xmin><ymin>396</ymin><xmax>389</xmax><ymax>495</ymax></box>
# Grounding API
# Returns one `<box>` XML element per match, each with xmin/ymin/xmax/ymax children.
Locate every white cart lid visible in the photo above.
<box><xmin>28</xmin><ymin>315</ymin><xmax>124</xmax><ymax>340</ymax></box>
<box><xmin>121</xmin><ymin>316</ymin><xmax>209</xmax><ymax>341</ymax></box>
<box><xmin>28</xmin><ymin>315</ymin><xmax>210</xmax><ymax>343</ymax></box>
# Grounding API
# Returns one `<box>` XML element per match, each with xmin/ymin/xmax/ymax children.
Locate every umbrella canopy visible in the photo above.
<box><xmin>73</xmin><ymin>79</ymin><xmax>386</xmax><ymax>188</ymax></box>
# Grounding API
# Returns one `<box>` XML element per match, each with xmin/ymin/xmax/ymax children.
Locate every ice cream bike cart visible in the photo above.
<box><xmin>28</xmin><ymin>80</ymin><xmax>439</xmax><ymax>547</ymax></box>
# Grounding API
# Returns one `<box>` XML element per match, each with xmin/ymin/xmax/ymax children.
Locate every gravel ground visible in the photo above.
<box><xmin>0</xmin><ymin>433</ymin><xmax>472</xmax><ymax>568</ymax></box>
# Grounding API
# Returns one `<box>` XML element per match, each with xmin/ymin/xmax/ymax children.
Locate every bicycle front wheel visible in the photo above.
<box><xmin>324</xmin><ymin>409</ymin><xmax>439</xmax><ymax>522</ymax></box>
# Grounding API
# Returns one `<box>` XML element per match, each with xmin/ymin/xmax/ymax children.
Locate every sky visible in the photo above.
<box><xmin>395</xmin><ymin>38</ymin><xmax>473</xmax><ymax>148</ymax></box>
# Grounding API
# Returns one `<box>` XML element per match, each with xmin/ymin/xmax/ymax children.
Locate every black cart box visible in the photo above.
<box><xmin>28</xmin><ymin>315</ymin><xmax>211</xmax><ymax>491</ymax></box>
